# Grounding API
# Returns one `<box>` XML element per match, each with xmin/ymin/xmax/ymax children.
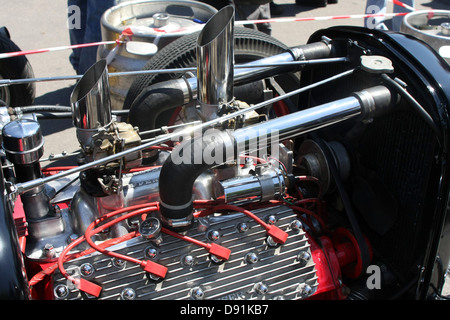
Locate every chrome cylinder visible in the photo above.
<box><xmin>70</xmin><ymin>59</ymin><xmax>112</xmax><ymax>131</ymax></box>
<box><xmin>233</xmin><ymin>96</ymin><xmax>362</xmax><ymax>151</ymax></box>
<box><xmin>197</xmin><ymin>5</ymin><xmax>234</xmax><ymax>118</ymax></box>
<box><xmin>215</xmin><ymin>166</ymin><xmax>285</xmax><ymax>205</ymax></box>
<box><xmin>2</xmin><ymin>119</ymin><xmax>44</xmax><ymax>165</ymax></box>
<box><xmin>2</xmin><ymin>119</ymin><xmax>56</xmax><ymax>224</ymax></box>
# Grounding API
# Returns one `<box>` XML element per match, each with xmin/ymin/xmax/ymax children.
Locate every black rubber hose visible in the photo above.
<box><xmin>128</xmin><ymin>78</ymin><xmax>192</xmax><ymax>133</ymax></box>
<box><xmin>159</xmin><ymin>130</ymin><xmax>236</xmax><ymax>226</ymax></box>
<box><xmin>380</xmin><ymin>73</ymin><xmax>442</xmax><ymax>147</ymax></box>
<box><xmin>34</xmin><ymin>112</ymin><xmax>72</xmax><ymax>119</ymax></box>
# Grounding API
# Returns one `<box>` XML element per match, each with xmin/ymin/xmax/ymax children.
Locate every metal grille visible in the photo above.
<box><xmin>53</xmin><ymin>205</ymin><xmax>318</xmax><ymax>300</ymax></box>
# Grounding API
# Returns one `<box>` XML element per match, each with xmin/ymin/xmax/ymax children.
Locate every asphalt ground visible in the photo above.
<box><xmin>0</xmin><ymin>0</ymin><xmax>449</xmax><ymax>298</ymax></box>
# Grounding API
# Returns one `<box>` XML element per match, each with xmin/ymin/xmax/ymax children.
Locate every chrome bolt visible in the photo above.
<box><xmin>113</xmin><ymin>258</ymin><xmax>126</xmax><ymax>269</ymax></box>
<box><xmin>183</xmin><ymin>255</ymin><xmax>195</xmax><ymax>267</ymax></box>
<box><xmin>254</xmin><ymin>282</ymin><xmax>268</xmax><ymax>295</ymax></box>
<box><xmin>297</xmin><ymin>251</ymin><xmax>311</xmax><ymax>266</ymax></box>
<box><xmin>54</xmin><ymin>284</ymin><xmax>69</xmax><ymax>299</ymax></box>
<box><xmin>210</xmin><ymin>254</ymin><xmax>223</xmax><ymax>264</ymax></box>
<box><xmin>80</xmin><ymin>263</ymin><xmax>94</xmax><ymax>277</ymax></box>
<box><xmin>145</xmin><ymin>247</ymin><xmax>157</xmax><ymax>259</ymax></box>
<box><xmin>207</xmin><ymin>230</ymin><xmax>220</xmax><ymax>242</ymax></box>
<box><xmin>237</xmin><ymin>222</ymin><xmax>249</xmax><ymax>233</ymax></box>
<box><xmin>298</xmin><ymin>284</ymin><xmax>313</xmax><ymax>297</ymax></box>
<box><xmin>290</xmin><ymin>219</ymin><xmax>303</xmax><ymax>232</ymax></box>
<box><xmin>53</xmin><ymin>204</ymin><xmax>62</xmax><ymax>215</ymax></box>
<box><xmin>121</xmin><ymin>288</ymin><xmax>136</xmax><ymax>300</ymax></box>
<box><xmin>67</xmin><ymin>234</ymin><xmax>78</xmax><ymax>244</ymax></box>
<box><xmin>245</xmin><ymin>252</ymin><xmax>259</xmax><ymax>264</ymax></box>
<box><xmin>147</xmin><ymin>272</ymin><xmax>161</xmax><ymax>281</ymax></box>
<box><xmin>266</xmin><ymin>236</ymin><xmax>278</xmax><ymax>247</ymax></box>
<box><xmin>43</xmin><ymin>243</ymin><xmax>56</xmax><ymax>258</ymax></box>
<box><xmin>266</xmin><ymin>215</ymin><xmax>277</xmax><ymax>225</ymax></box>
<box><xmin>191</xmin><ymin>287</ymin><xmax>204</xmax><ymax>300</ymax></box>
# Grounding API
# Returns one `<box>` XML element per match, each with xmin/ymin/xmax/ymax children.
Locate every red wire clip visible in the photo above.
<box><xmin>162</xmin><ymin>227</ymin><xmax>231</xmax><ymax>261</ymax></box>
<box><xmin>140</xmin><ymin>260</ymin><xmax>168</xmax><ymax>278</ymax></box>
<box><xmin>76</xmin><ymin>278</ymin><xmax>103</xmax><ymax>298</ymax></box>
<box><xmin>215</xmin><ymin>204</ymin><xmax>289</xmax><ymax>244</ymax></box>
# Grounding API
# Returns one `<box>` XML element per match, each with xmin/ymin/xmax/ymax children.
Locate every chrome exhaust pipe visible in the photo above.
<box><xmin>197</xmin><ymin>5</ymin><xmax>235</xmax><ymax>120</ymax></box>
<box><xmin>70</xmin><ymin>59</ymin><xmax>112</xmax><ymax>150</ymax></box>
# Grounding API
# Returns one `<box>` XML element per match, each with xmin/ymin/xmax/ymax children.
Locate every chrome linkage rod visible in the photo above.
<box><xmin>0</xmin><ymin>57</ymin><xmax>347</xmax><ymax>87</ymax></box>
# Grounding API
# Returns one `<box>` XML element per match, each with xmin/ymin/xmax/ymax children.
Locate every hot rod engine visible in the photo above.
<box><xmin>2</xmin><ymin>6</ymin><xmax>450</xmax><ymax>301</ymax></box>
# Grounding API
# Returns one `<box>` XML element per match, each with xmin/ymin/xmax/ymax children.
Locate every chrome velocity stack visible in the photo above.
<box><xmin>70</xmin><ymin>59</ymin><xmax>112</xmax><ymax>154</ymax></box>
<box><xmin>196</xmin><ymin>5</ymin><xmax>235</xmax><ymax>120</ymax></box>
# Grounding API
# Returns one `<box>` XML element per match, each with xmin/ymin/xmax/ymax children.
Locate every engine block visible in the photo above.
<box><xmin>53</xmin><ymin>205</ymin><xmax>318</xmax><ymax>300</ymax></box>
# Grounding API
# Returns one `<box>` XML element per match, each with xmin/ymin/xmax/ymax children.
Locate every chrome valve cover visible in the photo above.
<box><xmin>53</xmin><ymin>205</ymin><xmax>318</xmax><ymax>300</ymax></box>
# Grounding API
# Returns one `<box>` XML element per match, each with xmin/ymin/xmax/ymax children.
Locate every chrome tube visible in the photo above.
<box><xmin>215</xmin><ymin>167</ymin><xmax>285</xmax><ymax>205</ymax></box>
<box><xmin>233</xmin><ymin>96</ymin><xmax>363</xmax><ymax>150</ymax></box>
<box><xmin>233</xmin><ymin>85</ymin><xmax>394</xmax><ymax>151</ymax></box>
<box><xmin>197</xmin><ymin>5</ymin><xmax>234</xmax><ymax>118</ymax></box>
<box><xmin>70</xmin><ymin>59</ymin><xmax>112</xmax><ymax>130</ymax></box>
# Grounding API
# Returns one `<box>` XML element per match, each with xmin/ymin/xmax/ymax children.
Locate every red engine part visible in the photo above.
<box><xmin>308</xmin><ymin>227</ymin><xmax>373</xmax><ymax>299</ymax></box>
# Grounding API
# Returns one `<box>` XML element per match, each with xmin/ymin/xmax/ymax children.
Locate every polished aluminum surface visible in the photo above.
<box><xmin>233</xmin><ymin>96</ymin><xmax>362</xmax><ymax>149</ymax></box>
<box><xmin>215</xmin><ymin>166</ymin><xmax>285</xmax><ymax>204</ymax></box>
<box><xmin>52</xmin><ymin>205</ymin><xmax>318</xmax><ymax>300</ymax></box>
<box><xmin>70</xmin><ymin>59</ymin><xmax>112</xmax><ymax>130</ymax></box>
<box><xmin>2</xmin><ymin>119</ymin><xmax>44</xmax><ymax>164</ymax></box>
<box><xmin>197</xmin><ymin>6</ymin><xmax>234</xmax><ymax>111</ymax></box>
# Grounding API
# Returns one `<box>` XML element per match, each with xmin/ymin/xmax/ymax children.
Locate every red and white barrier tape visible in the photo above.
<box><xmin>0</xmin><ymin>40</ymin><xmax>123</xmax><ymax>60</ymax></box>
<box><xmin>0</xmin><ymin>1</ymin><xmax>420</xmax><ymax>61</ymax></box>
<box><xmin>390</xmin><ymin>0</ymin><xmax>416</xmax><ymax>12</ymax></box>
<box><xmin>0</xmin><ymin>27</ymin><xmax>134</xmax><ymax>60</ymax></box>
<box><xmin>237</xmin><ymin>11</ymin><xmax>409</xmax><ymax>25</ymax></box>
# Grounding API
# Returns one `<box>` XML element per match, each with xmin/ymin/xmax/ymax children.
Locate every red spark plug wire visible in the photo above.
<box><xmin>214</xmin><ymin>204</ymin><xmax>288</xmax><ymax>244</ymax></box>
<box><xmin>30</xmin><ymin>230</ymin><xmax>137</xmax><ymax>288</ymax></box>
<box><xmin>161</xmin><ymin>227</ymin><xmax>231</xmax><ymax>261</ymax></box>
<box><xmin>84</xmin><ymin>204</ymin><xmax>168</xmax><ymax>280</ymax></box>
<box><xmin>57</xmin><ymin>202</ymin><xmax>165</xmax><ymax>297</ymax></box>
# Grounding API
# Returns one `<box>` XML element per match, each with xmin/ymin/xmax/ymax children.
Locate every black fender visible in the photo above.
<box><xmin>0</xmin><ymin>167</ymin><xmax>30</xmax><ymax>299</ymax></box>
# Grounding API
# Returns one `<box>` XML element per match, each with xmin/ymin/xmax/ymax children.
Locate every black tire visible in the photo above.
<box><xmin>123</xmin><ymin>27</ymin><xmax>291</xmax><ymax>110</ymax></box>
<box><xmin>0</xmin><ymin>31</ymin><xmax>35</xmax><ymax>107</ymax></box>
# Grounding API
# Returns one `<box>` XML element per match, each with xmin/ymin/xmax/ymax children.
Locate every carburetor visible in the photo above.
<box><xmin>70</xmin><ymin>59</ymin><xmax>142</xmax><ymax>196</ymax></box>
